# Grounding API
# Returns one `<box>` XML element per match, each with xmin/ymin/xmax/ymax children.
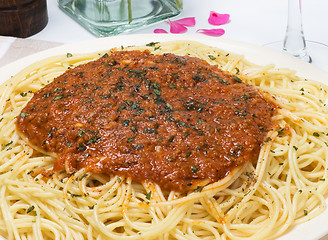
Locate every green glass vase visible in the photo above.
<box><xmin>58</xmin><ymin>0</ymin><xmax>183</xmax><ymax>37</ymax></box>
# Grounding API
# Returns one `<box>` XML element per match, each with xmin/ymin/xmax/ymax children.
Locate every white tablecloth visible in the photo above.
<box><xmin>0</xmin><ymin>0</ymin><xmax>327</xmax><ymax>69</ymax></box>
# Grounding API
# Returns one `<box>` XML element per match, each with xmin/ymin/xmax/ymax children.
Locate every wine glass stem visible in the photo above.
<box><xmin>283</xmin><ymin>0</ymin><xmax>311</xmax><ymax>62</ymax></box>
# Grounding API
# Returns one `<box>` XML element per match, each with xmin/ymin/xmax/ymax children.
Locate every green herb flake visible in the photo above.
<box><xmin>53</xmin><ymin>95</ymin><xmax>63</xmax><ymax>101</ymax></box>
<box><xmin>66</xmin><ymin>53</ymin><xmax>73</xmax><ymax>58</ymax></box>
<box><xmin>234</xmin><ymin>109</ymin><xmax>248</xmax><ymax>116</ymax></box>
<box><xmin>313</xmin><ymin>132</ymin><xmax>320</xmax><ymax>137</ymax></box>
<box><xmin>130</xmin><ymin>126</ymin><xmax>138</xmax><ymax>133</ymax></box>
<box><xmin>122</xmin><ymin>120</ymin><xmax>130</xmax><ymax>126</ymax></box>
<box><xmin>146</xmin><ymin>42</ymin><xmax>159</xmax><ymax>47</ymax></box>
<box><xmin>208</xmin><ymin>55</ymin><xmax>216</xmax><ymax>60</ymax></box>
<box><xmin>71</xmin><ymin>194</ymin><xmax>83</xmax><ymax>198</ymax></box>
<box><xmin>87</xmin><ymin>135</ymin><xmax>100</xmax><ymax>145</ymax></box>
<box><xmin>246</xmin><ymin>172</ymin><xmax>253</xmax><ymax>178</ymax></box>
<box><xmin>277</xmin><ymin>128</ymin><xmax>284</xmax><ymax>134</ymax></box>
<box><xmin>241</xmin><ymin>94</ymin><xmax>249</xmax><ymax>100</ymax></box>
<box><xmin>304</xmin><ymin>210</ymin><xmax>308</xmax><ymax>216</ymax></box>
<box><xmin>20</xmin><ymin>112</ymin><xmax>29</xmax><ymax>118</ymax></box>
<box><xmin>79</xmin><ymin>174</ymin><xmax>88</xmax><ymax>180</ymax></box>
<box><xmin>146</xmin><ymin>191</ymin><xmax>152</xmax><ymax>200</ymax></box>
<box><xmin>78</xmin><ymin>130</ymin><xmax>85</xmax><ymax>138</ymax></box>
<box><xmin>191</xmin><ymin>166</ymin><xmax>198</xmax><ymax>173</ymax></box>
<box><xmin>3</xmin><ymin>140</ymin><xmax>13</xmax><ymax>149</ymax></box>
<box><xmin>166</xmin><ymin>103</ymin><xmax>173</xmax><ymax>111</ymax></box>
<box><xmin>219</xmin><ymin>78</ymin><xmax>229</xmax><ymax>84</ymax></box>
<box><xmin>77</xmin><ymin>144</ymin><xmax>86</xmax><ymax>151</ymax></box>
<box><xmin>134</xmin><ymin>144</ymin><xmax>144</xmax><ymax>150</ymax></box>
<box><xmin>118</xmin><ymin>105</ymin><xmax>126</xmax><ymax>111</ymax></box>
<box><xmin>26</xmin><ymin>205</ymin><xmax>35</xmax><ymax>214</ymax></box>
<box><xmin>178</xmin><ymin>121</ymin><xmax>187</xmax><ymax>127</ymax></box>
<box><xmin>264</xmin><ymin>137</ymin><xmax>272</xmax><ymax>142</ymax></box>
<box><xmin>153</xmin><ymin>88</ymin><xmax>161</xmax><ymax>96</ymax></box>
<box><xmin>293</xmin><ymin>146</ymin><xmax>298</xmax><ymax>151</ymax></box>
<box><xmin>233</xmin><ymin>75</ymin><xmax>242</xmax><ymax>83</ymax></box>
<box><xmin>127</xmin><ymin>136</ymin><xmax>136</xmax><ymax>143</ymax></box>
<box><xmin>194</xmin><ymin>186</ymin><xmax>203</xmax><ymax>192</ymax></box>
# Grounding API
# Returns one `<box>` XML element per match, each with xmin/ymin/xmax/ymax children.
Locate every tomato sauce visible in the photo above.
<box><xmin>16</xmin><ymin>50</ymin><xmax>276</xmax><ymax>192</ymax></box>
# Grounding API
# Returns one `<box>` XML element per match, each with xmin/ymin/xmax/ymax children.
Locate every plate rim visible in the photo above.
<box><xmin>1</xmin><ymin>34</ymin><xmax>328</xmax><ymax>83</ymax></box>
<box><xmin>0</xmin><ymin>33</ymin><xmax>328</xmax><ymax>240</ymax></box>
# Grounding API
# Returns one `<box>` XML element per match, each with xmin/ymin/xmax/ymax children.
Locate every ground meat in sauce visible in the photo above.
<box><xmin>16</xmin><ymin>50</ymin><xmax>277</xmax><ymax>192</ymax></box>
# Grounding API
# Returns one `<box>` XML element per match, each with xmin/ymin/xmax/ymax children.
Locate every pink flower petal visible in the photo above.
<box><xmin>154</xmin><ymin>29</ymin><xmax>168</xmax><ymax>33</ymax></box>
<box><xmin>208</xmin><ymin>11</ymin><xmax>230</xmax><ymax>26</ymax></box>
<box><xmin>171</xmin><ymin>17</ymin><xmax>196</xmax><ymax>27</ymax></box>
<box><xmin>196</xmin><ymin>28</ymin><xmax>225</xmax><ymax>37</ymax></box>
<box><xmin>167</xmin><ymin>19</ymin><xmax>188</xmax><ymax>34</ymax></box>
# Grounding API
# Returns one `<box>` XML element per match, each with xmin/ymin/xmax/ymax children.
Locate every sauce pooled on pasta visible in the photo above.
<box><xmin>16</xmin><ymin>50</ymin><xmax>277</xmax><ymax>192</ymax></box>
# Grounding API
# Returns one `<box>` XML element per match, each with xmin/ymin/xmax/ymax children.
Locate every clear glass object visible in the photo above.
<box><xmin>283</xmin><ymin>0</ymin><xmax>310</xmax><ymax>62</ymax></box>
<box><xmin>58</xmin><ymin>0</ymin><xmax>183</xmax><ymax>37</ymax></box>
<box><xmin>265</xmin><ymin>0</ymin><xmax>328</xmax><ymax>72</ymax></box>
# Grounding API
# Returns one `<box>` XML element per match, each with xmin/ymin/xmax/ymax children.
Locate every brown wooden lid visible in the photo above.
<box><xmin>0</xmin><ymin>0</ymin><xmax>48</xmax><ymax>38</ymax></box>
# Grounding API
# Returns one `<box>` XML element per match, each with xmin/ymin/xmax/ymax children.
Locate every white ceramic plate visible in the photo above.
<box><xmin>0</xmin><ymin>34</ymin><xmax>328</xmax><ymax>240</ymax></box>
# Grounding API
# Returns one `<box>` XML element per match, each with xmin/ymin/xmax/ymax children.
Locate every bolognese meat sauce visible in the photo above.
<box><xmin>16</xmin><ymin>50</ymin><xmax>276</xmax><ymax>192</ymax></box>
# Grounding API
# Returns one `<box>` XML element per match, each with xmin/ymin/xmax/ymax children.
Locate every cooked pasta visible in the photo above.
<box><xmin>1</xmin><ymin>40</ymin><xmax>328</xmax><ymax>240</ymax></box>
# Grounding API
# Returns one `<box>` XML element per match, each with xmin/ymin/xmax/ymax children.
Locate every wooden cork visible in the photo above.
<box><xmin>0</xmin><ymin>0</ymin><xmax>48</xmax><ymax>38</ymax></box>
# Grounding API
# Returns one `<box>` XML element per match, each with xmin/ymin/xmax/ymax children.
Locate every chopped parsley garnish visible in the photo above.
<box><xmin>78</xmin><ymin>130</ymin><xmax>85</xmax><ymax>137</ymax></box>
<box><xmin>146</xmin><ymin>42</ymin><xmax>159</xmax><ymax>47</ymax></box>
<box><xmin>194</xmin><ymin>186</ymin><xmax>203</xmax><ymax>192</ymax></box>
<box><xmin>232</xmin><ymin>75</ymin><xmax>242</xmax><ymax>83</ymax></box>
<box><xmin>146</xmin><ymin>191</ymin><xmax>152</xmax><ymax>200</ymax></box>
<box><xmin>26</xmin><ymin>205</ymin><xmax>35</xmax><ymax>214</ymax></box>
<box><xmin>53</xmin><ymin>95</ymin><xmax>63</xmax><ymax>101</ymax></box>
<box><xmin>313</xmin><ymin>132</ymin><xmax>320</xmax><ymax>137</ymax></box>
<box><xmin>127</xmin><ymin>136</ymin><xmax>136</xmax><ymax>143</ymax></box>
<box><xmin>20</xmin><ymin>112</ymin><xmax>29</xmax><ymax>118</ymax></box>
<box><xmin>208</xmin><ymin>55</ymin><xmax>216</xmax><ymax>60</ymax></box>
<box><xmin>191</xmin><ymin>166</ymin><xmax>198</xmax><ymax>173</ymax></box>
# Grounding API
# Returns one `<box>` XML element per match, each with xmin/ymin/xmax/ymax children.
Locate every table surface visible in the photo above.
<box><xmin>27</xmin><ymin>0</ymin><xmax>328</xmax><ymax>72</ymax></box>
<box><xmin>1</xmin><ymin>1</ymin><xmax>328</xmax><ymax>239</ymax></box>
<box><xmin>33</xmin><ymin>0</ymin><xmax>328</xmax><ymax>46</ymax></box>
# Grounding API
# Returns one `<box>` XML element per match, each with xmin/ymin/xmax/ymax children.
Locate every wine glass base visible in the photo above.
<box><xmin>264</xmin><ymin>41</ymin><xmax>328</xmax><ymax>72</ymax></box>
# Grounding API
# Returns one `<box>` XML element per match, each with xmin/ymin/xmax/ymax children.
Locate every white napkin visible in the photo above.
<box><xmin>0</xmin><ymin>36</ymin><xmax>62</xmax><ymax>67</ymax></box>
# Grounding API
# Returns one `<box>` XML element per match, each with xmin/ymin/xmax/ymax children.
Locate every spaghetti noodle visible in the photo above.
<box><xmin>1</xmin><ymin>41</ymin><xmax>328</xmax><ymax>240</ymax></box>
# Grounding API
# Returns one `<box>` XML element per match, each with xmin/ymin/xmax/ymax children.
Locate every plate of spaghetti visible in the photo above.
<box><xmin>1</xmin><ymin>34</ymin><xmax>328</xmax><ymax>240</ymax></box>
